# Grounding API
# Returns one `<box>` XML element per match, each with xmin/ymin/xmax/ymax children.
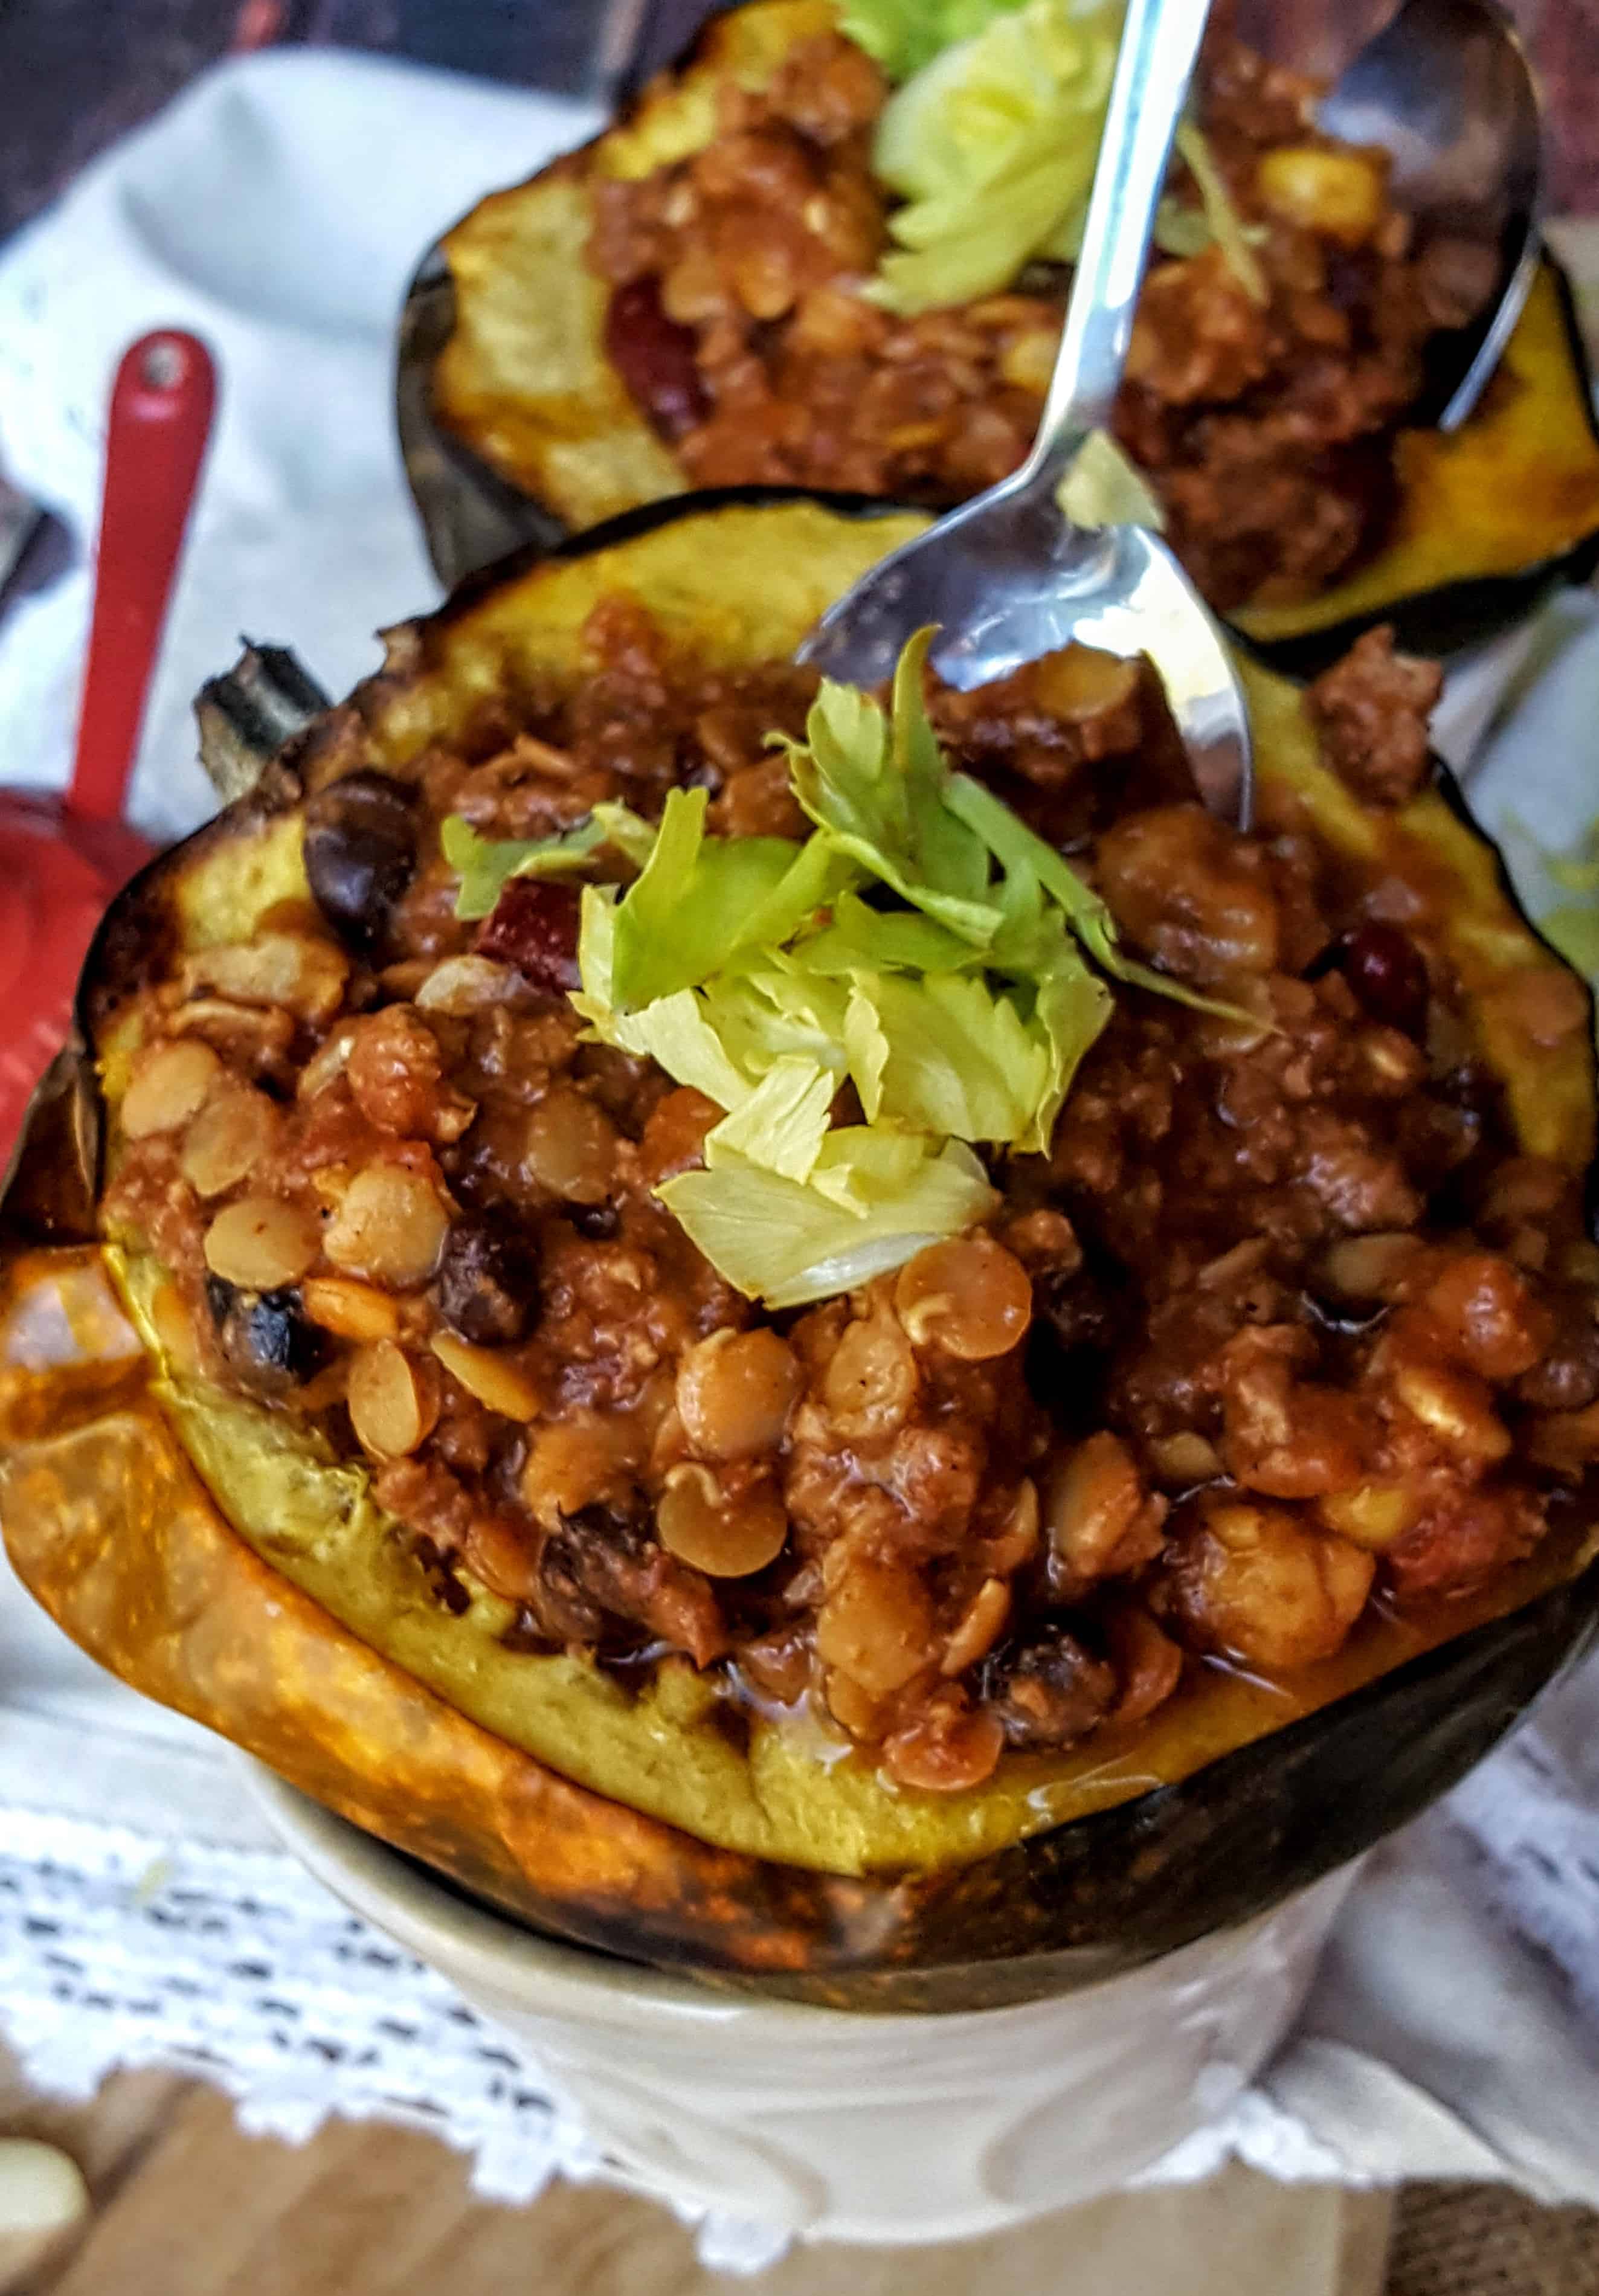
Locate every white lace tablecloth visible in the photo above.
<box><xmin>2</xmin><ymin>50</ymin><xmax>1599</xmax><ymax>2268</ymax></box>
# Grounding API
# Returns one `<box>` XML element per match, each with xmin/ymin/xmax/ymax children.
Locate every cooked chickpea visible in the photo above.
<box><xmin>655</xmin><ymin>1464</ymin><xmax>789</xmax><ymax>1578</ymax></box>
<box><xmin>1096</xmin><ymin>806</ymin><xmax>1279</xmax><ymax>985</ymax></box>
<box><xmin>822</xmin><ymin>1310</ymin><xmax>918</xmax><ymax>1441</ymax></box>
<box><xmin>430</xmin><ymin>1330</ymin><xmax>541</xmax><ymax>1422</ymax></box>
<box><xmin>346</xmin><ymin>1340</ymin><xmax>440</xmax><ymax>1460</ymax></box>
<box><xmin>120</xmin><ymin>1039</ymin><xmax>220</xmax><ymax>1139</ymax></box>
<box><xmin>321</xmin><ymin>1162</ymin><xmax>449</xmax><ymax>1288</ymax></box>
<box><xmin>1256</xmin><ymin>147</ymin><xmax>1386</xmax><ymax>246</ymax></box>
<box><xmin>520</xmin><ymin>1413</ymin><xmax>637</xmax><ymax>1528</ymax></box>
<box><xmin>1168</xmin><ymin>1499</ymin><xmax>1375</xmax><ymax>1671</ymax></box>
<box><xmin>1317</xmin><ymin>1480</ymin><xmax>1420</xmax><ymax>1550</ymax></box>
<box><xmin>676</xmin><ymin>1328</ymin><xmax>801</xmax><ymax>1461</ymax></box>
<box><xmin>202</xmin><ymin>1195</ymin><xmax>321</xmax><ymax>1291</ymax></box>
<box><xmin>1045</xmin><ymin>1432</ymin><xmax>1161</xmax><ymax>1586</ymax></box>
<box><xmin>179</xmin><ymin>1085</ymin><xmax>281</xmax><ymax>1198</ymax></box>
<box><xmin>521</xmin><ymin>1087</ymin><xmax>617</xmax><ymax>1206</ymax></box>
<box><xmin>894</xmin><ymin>1237</ymin><xmax>1033</xmax><ymax>1361</ymax></box>
<box><xmin>815</xmin><ymin>1556</ymin><xmax>933</xmax><ymax>1696</ymax></box>
<box><xmin>1392</xmin><ymin>1360</ymin><xmax>1511</xmax><ymax>1464</ymax></box>
<box><xmin>1421</xmin><ymin>1253</ymin><xmax>1550</xmax><ymax>1383</ymax></box>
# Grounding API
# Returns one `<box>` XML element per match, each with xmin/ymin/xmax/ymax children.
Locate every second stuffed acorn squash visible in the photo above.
<box><xmin>2</xmin><ymin>494</ymin><xmax>1598</xmax><ymax>2010</ymax></box>
<box><xmin>404</xmin><ymin>0</ymin><xmax>1599</xmax><ymax>667</ymax></box>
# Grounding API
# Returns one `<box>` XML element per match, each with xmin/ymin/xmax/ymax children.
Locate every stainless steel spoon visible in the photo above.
<box><xmin>799</xmin><ymin>0</ymin><xmax>1253</xmax><ymax>828</ymax></box>
<box><xmin>1315</xmin><ymin>0</ymin><xmax>1544</xmax><ymax>431</ymax></box>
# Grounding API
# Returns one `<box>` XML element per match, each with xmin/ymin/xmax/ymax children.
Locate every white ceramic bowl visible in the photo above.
<box><xmin>247</xmin><ymin>1762</ymin><xmax>1356</xmax><ymax>2246</ymax></box>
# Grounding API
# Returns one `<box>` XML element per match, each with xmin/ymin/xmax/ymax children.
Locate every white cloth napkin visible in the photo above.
<box><xmin>2</xmin><ymin>48</ymin><xmax>1599</xmax><ymax>2250</ymax></box>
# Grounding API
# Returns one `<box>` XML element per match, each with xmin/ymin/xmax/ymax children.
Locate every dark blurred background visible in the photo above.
<box><xmin>1</xmin><ymin>0</ymin><xmax>1596</xmax><ymax>252</ymax></box>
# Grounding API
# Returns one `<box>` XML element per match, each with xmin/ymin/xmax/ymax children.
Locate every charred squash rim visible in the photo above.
<box><xmin>399</xmin><ymin>0</ymin><xmax>1599</xmax><ymax>670</ymax></box>
<box><xmin>2</xmin><ymin>492</ymin><xmax>1597</xmax><ymax>2011</ymax></box>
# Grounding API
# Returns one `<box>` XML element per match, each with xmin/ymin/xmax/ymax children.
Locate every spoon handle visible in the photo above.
<box><xmin>68</xmin><ymin>330</ymin><xmax>216</xmax><ymax>825</ymax></box>
<box><xmin>1023</xmin><ymin>0</ymin><xmax>1212</xmax><ymax>495</ymax></box>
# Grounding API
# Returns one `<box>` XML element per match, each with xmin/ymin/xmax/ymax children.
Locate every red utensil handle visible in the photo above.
<box><xmin>68</xmin><ymin>329</ymin><xmax>217</xmax><ymax>824</ymax></box>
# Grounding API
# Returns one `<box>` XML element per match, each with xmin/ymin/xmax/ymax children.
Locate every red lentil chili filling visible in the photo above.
<box><xmin>106</xmin><ymin>609</ymin><xmax>1599</xmax><ymax>1798</ymax></box>
<box><xmin>588</xmin><ymin>19</ymin><xmax>1494</xmax><ymax>613</ymax></box>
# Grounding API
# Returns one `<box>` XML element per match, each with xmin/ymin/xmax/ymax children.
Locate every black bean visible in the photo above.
<box><xmin>1333</xmin><ymin>921</ymin><xmax>1430</xmax><ymax>1037</ymax></box>
<box><xmin>432</xmin><ymin>1214</ymin><xmax>539</xmax><ymax>1346</ymax></box>
<box><xmin>303</xmin><ymin>770</ymin><xmax>417</xmax><ymax>950</ymax></box>
<box><xmin>978</xmin><ymin>1624</ymin><xmax>1117</xmax><ymax>1749</ymax></box>
<box><xmin>205</xmin><ymin>1275</ymin><xmax>327</xmax><ymax>1395</ymax></box>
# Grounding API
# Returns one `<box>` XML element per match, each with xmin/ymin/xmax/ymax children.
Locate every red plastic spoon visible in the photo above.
<box><xmin>0</xmin><ymin>329</ymin><xmax>216</xmax><ymax>1171</ymax></box>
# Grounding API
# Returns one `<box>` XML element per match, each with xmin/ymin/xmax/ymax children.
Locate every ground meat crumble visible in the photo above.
<box><xmin>105</xmin><ymin>603</ymin><xmax>1599</xmax><ymax>1798</ymax></box>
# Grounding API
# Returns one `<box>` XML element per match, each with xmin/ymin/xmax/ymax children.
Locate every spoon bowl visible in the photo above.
<box><xmin>800</xmin><ymin>483</ymin><xmax>1252</xmax><ymax>825</ymax></box>
<box><xmin>1316</xmin><ymin>0</ymin><xmax>1544</xmax><ymax>430</ymax></box>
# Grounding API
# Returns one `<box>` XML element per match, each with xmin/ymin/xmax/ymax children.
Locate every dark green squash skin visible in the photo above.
<box><xmin>5</xmin><ymin>489</ymin><xmax>1599</xmax><ymax>2012</ymax></box>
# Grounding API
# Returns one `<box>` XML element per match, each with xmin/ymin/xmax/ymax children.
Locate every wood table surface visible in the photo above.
<box><xmin>0</xmin><ymin>2045</ymin><xmax>1401</xmax><ymax>2296</ymax></box>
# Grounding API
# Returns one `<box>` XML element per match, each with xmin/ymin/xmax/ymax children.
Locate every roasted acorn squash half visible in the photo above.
<box><xmin>3</xmin><ymin>494</ymin><xmax>1598</xmax><ymax>2013</ymax></box>
<box><xmin>400</xmin><ymin>0</ymin><xmax>1599</xmax><ymax>671</ymax></box>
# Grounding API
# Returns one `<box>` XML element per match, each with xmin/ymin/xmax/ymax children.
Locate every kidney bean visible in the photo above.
<box><xmin>303</xmin><ymin>771</ymin><xmax>417</xmax><ymax>951</ymax></box>
<box><xmin>1333</xmin><ymin>921</ymin><xmax>1429</xmax><ymax>1037</ymax></box>
<box><xmin>604</xmin><ymin>277</ymin><xmax>709</xmax><ymax>442</ymax></box>
<box><xmin>476</xmin><ymin>879</ymin><xmax>581</xmax><ymax>992</ymax></box>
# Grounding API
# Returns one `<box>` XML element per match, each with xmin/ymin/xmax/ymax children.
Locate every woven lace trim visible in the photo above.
<box><xmin>0</xmin><ymin>1806</ymin><xmax>797</xmax><ymax>2271</ymax></box>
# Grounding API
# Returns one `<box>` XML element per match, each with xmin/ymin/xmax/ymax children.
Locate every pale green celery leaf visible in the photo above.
<box><xmin>850</xmin><ymin>970</ymin><xmax>1054</xmax><ymax>1143</ymax></box>
<box><xmin>1031</xmin><ymin>965</ymin><xmax>1115</xmax><ymax>1150</ymax></box>
<box><xmin>842</xmin><ymin>982</ymin><xmax>891</xmax><ymax>1121</ymax></box>
<box><xmin>605</xmin><ymin>786</ymin><xmax>840</xmax><ymax>1011</ymax></box>
<box><xmin>799</xmin><ymin>892</ymin><xmax>982</xmax><ymax>977</ymax></box>
<box><xmin>657</xmin><ymin>1134</ymin><xmax>999</xmax><ymax>1308</ymax></box>
<box><xmin>573</xmin><ymin>982</ymin><xmax>751</xmax><ymax>1111</ymax></box>
<box><xmin>866</xmin><ymin>0</ymin><xmax>1121</xmax><ymax>317</ymax></box>
<box><xmin>943</xmin><ymin>770</ymin><xmax>1260</xmax><ymax>1021</ymax></box>
<box><xmin>785</xmin><ymin>631</ymin><xmax>999</xmax><ymax>941</ymax></box>
<box><xmin>839</xmin><ymin>0</ymin><xmax>1031</xmax><ymax>83</ymax></box>
<box><xmin>443</xmin><ymin>812</ymin><xmax>613</xmax><ymax>922</ymax></box>
<box><xmin>1056</xmin><ymin>429</ymin><xmax>1168</xmax><ymax>533</ymax></box>
<box><xmin>705</xmin><ymin>959</ymin><xmax>854</xmax><ymax>1078</ymax></box>
<box><xmin>704</xmin><ymin>1055</ymin><xmax>838</xmax><ymax>1184</ymax></box>
<box><xmin>576</xmin><ymin>883</ymin><xmax>617</xmax><ymax>1007</ymax></box>
<box><xmin>1173</xmin><ymin>121</ymin><xmax>1268</xmax><ymax>304</ymax></box>
<box><xmin>588</xmin><ymin>801</ymin><xmax>660</xmax><ymax>870</ymax></box>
